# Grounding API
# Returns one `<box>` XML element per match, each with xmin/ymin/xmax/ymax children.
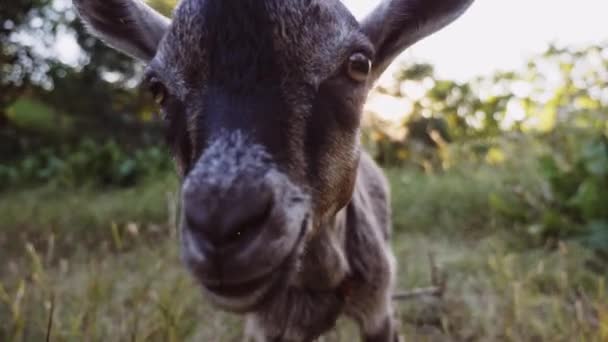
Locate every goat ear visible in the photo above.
<box><xmin>361</xmin><ymin>0</ymin><xmax>474</xmax><ymax>80</ymax></box>
<box><xmin>73</xmin><ymin>0</ymin><xmax>170</xmax><ymax>61</ymax></box>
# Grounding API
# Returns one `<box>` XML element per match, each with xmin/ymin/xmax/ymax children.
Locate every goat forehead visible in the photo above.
<box><xmin>158</xmin><ymin>0</ymin><xmax>359</xmax><ymax>84</ymax></box>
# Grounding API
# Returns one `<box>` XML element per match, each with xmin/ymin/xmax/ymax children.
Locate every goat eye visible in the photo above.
<box><xmin>347</xmin><ymin>53</ymin><xmax>372</xmax><ymax>82</ymax></box>
<box><xmin>148</xmin><ymin>79</ymin><xmax>167</xmax><ymax>106</ymax></box>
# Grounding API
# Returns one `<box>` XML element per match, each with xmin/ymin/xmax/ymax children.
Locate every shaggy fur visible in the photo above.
<box><xmin>243</xmin><ymin>153</ymin><xmax>398</xmax><ymax>341</ymax></box>
<box><xmin>73</xmin><ymin>0</ymin><xmax>474</xmax><ymax>340</ymax></box>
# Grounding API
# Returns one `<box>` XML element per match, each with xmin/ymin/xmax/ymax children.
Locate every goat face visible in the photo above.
<box><xmin>74</xmin><ymin>0</ymin><xmax>474</xmax><ymax>312</ymax></box>
<box><xmin>156</xmin><ymin>1</ymin><xmax>372</xmax><ymax>311</ymax></box>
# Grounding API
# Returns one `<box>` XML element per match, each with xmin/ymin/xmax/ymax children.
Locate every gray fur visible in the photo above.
<box><xmin>361</xmin><ymin>0</ymin><xmax>475</xmax><ymax>80</ymax></box>
<box><xmin>73</xmin><ymin>0</ymin><xmax>169</xmax><ymax>61</ymax></box>
<box><xmin>240</xmin><ymin>153</ymin><xmax>397</xmax><ymax>341</ymax></box>
<box><xmin>74</xmin><ymin>0</ymin><xmax>474</xmax><ymax>340</ymax></box>
<box><xmin>182</xmin><ymin>132</ymin><xmax>313</xmax><ymax>313</ymax></box>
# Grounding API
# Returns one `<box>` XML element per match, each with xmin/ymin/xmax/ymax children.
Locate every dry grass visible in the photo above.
<box><xmin>1</xmin><ymin>165</ymin><xmax>606</xmax><ymax>341</ymax></box>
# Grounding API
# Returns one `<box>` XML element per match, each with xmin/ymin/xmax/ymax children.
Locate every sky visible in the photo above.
<box><xmin>340</xmin><ymin>0</ymin><xmax>608</xmax><ymax>121</ymax></box>
<box><xmin>343</xmin><ymin>0</ymin><xmax>608</xmax><ymax>81</ymax></box>
<box><xmin>56</xmin><ymin>0</ymin><xmax>608</xmax><ymax>82</ymax></box>
<box><xmin>53</xmin><ymin>0</ymin><xmax>607</xmax><ymax>122</ymax></box>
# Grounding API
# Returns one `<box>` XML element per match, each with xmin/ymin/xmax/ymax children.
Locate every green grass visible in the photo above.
<box><xmin>387</xmin><ymin>136</ymin><xmax>548</xmax><ymax>236</ymax></box>
<box><xmin>0</xmin><ymin>173</ymin><xmax>179</xmax><ymax>262</ymax></box>
<box><xmin>1</xmin><ymin>162</ymin><xmax>607</xmax><ymax>341</ymax></box>
<box><xmin>387</xmin><ymin>166</ymin><xmax>508</xmax><ymax>235</ymax></box>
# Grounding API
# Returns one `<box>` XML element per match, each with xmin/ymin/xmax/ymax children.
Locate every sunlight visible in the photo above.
<box><xmin>365</xmin><ymin>93</ymin><xmax>412</xmax><ymax>123</ymax></box>
<box><xmin>54</xmin><ymin>30</ymin><xmax>81</xmax><ymax>66</ymax></box>
<box><xmin>50</xmin><ymin>0</ymin><xmax>608</xmax><ymax>82</ymax></box>
<box><xmin>343</xmin><ymin>0</ymin><xmax>608</xmax><ymax>81</ymax></box>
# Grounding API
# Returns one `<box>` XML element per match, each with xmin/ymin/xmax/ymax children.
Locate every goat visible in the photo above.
<box><xmin>73</xmin><ymin>0</ymin><xmax>474</xmax><ymax>340</ymax></box>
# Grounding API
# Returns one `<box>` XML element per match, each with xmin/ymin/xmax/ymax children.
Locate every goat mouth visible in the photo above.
<box><xmin>203</xmin><ymin>270</ymin><xmax>276</xmax><ymax>298</ymax></box>
<box><xmin>200</xmin><ymin>216</ymin><xmax>310</xmax><ymax>302</ymax></box>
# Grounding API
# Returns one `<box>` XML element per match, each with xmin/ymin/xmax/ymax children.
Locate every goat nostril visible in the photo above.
<box><xmin>183</xmin><ymin>187</ymin><xmax>274</xmax><ymax>248</ymax></box>
<box><xmin>225</xmin><ymin>198</ymin><xmax>273</xmax><ymax>245</ymax></box>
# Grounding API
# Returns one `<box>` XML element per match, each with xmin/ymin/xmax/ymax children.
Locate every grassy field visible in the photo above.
<box><xmin>1</xmin><ymin>159</ymin><xmax>607</xmax><ymax>341</ymax></box>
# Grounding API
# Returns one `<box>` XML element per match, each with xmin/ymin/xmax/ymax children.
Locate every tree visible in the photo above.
<box><xmin>1</xmin><ymin>0</ymin><xmax>55</xmax><ymax>114</ymax></box>
<box><xmin>0</xmin><ymin>0</ymin><xmax>179</xmax><ymax>160</ymax></box>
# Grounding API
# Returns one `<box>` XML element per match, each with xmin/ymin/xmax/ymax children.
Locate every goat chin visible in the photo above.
<box><xmin>201</xmin><ymin>249</ymin><xmax>303</xmax><ymax>313</ymax></box>
<box><xmin>201</xmin><ymin>273</ymin><xmax>279</xmax><ymax>313</ymax></box>
<box><xmin>195</xmin><ymin>217</ymin><xmax>309</xmax><ymax>313</ymax></box>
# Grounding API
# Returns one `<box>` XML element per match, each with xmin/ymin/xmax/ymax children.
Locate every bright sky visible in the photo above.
<box><xmin>51</xmin><ymin>0</ymin><xmax>607</xmax><ymax>124</ymax></box>
<box><xmin>342</xmin><ymin>0</ymin><xmax>608</xmax><ymax>121</ymax></box>
<box><xmin>57</xmin><ymin>0</ymin><xmax>608</xmax><ymax>81</ymax></box>
<box><xmin>54</xmin><ymin>0</ymin><xmax>607</xmax><ymax>122</ymax></box>
<box><xmin>344</xmin><ymin>0</ymin><xmax>608</xmax><ymax>81</ymax></box>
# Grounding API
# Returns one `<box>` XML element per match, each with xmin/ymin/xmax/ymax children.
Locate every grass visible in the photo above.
<box><xmin>0</xmin><ymin>173</ymin><xmax>179</xmax><ymax>263</ymax></box>
<box><xmin>1</xmin><ymin>158</ymin><xmax>607</xmax><ymax>341</ymax></box>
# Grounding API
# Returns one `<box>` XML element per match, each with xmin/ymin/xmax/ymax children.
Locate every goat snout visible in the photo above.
<box><xmin>184</xmin><ymin>184</ymin><xmax>274</xmax><ymax>251</ymax></box>
<box><xmin>180</xmin><ymin>169</ymin><xmax>310</xmax><ymax>311</ymax></box>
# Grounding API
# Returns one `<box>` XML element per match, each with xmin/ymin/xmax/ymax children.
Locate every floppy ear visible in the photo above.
<box><xmin>361</xmin><ymin>0</ymin><xmax>474</xmax><ymax>80</ymax></box>
<box><xmin>73</xmin><ymin>0</ymin><xmax>170</xmax><ymax>61</ymax></box>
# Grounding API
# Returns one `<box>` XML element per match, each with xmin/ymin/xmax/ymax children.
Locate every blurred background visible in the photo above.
<box><xmin>1</xmin><ymin>0</ymin><xmax>607</xmax><ymax>341</ymax></box>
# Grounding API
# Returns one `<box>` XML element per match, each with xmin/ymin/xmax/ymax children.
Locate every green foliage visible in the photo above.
<box><xmin>0</xmin><ymin>140</ymin><xmax>173</xmax><ymax>190</ymax></box>
<box><xmin>1</xmin><ymin>0</ymin><xmax>167</xmax><ymax>162</ymax></box>
<box><xmin>6</xmin><ymin>98</ymin><xmax>68</xmax><ymax>133</ymax></box>
<box><xmin>366</xmin><ymin>43</ymin><xmax>608</xmax><ymax>171</ymax></box>
<box><xmin>365</xmin><ymin>43</ymin><xmax>608</xmax><ymax>255</ymax></box>
<box><xmin>485</xmin><ymin>132</ymin><xmax>608</xmax><ymax>254</ymax></box>
<box><xmin>538</xmin><ymin>134</ymin><xmax>608</xmax><ymax>247</ymax></box>
<box><xmin>1</xmin><ymin>0</ymin><xmax>56</xmax><ymax>97</ymax></box>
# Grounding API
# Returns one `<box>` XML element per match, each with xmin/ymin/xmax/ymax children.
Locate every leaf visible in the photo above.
<box><xmin>486</xmin><ymin>147</ymin><xmax>506</xmax><ymax>165</ymax></box>
<box><xmin>568</xmin><ymin>179</ymin><xmax>608</xmax><ymax>220</ymax></box>
<box><xmin>582</xmin><ymin>140</ymin><xmax>608</xmax><ymax>177</ymax></box>
<box><xmin>118</xmin><ymin>159</ymin><xmax>137</xmax><ymax>179</ymax></box>
<box><xmin>538</xmin><ymin>155</ymin><xmax>560</xmax><ymax>179</ymax></box>
<box><xmin>579</xmin><ymin>221</ymin><xmax>608</xmax><ymax>252</ymax></box>
<box><xmin>541</xmin><ymin>210</ymin><xmax>579</xmax><ymax>238</ymax></box>
<box><xmin>489</xmin><ymin>193</ymin><xmax>528</xmax><ymax>221</ymax></box>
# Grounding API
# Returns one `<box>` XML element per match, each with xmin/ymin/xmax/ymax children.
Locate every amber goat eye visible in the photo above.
<box><xmin>347</xmin><ymin>53</ymin><xmax>372</xmax><ymax>82</ymax></box>
<box><xmin>148</xmin><ymin>79</ymin><xmax>167</xmax><ymax>106</ymax></box>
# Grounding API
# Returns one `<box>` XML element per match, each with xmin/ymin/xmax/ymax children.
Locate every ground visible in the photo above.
<box><xmin>1</xmin><ymin>165</ymin><xmax>606</xmax><ymax>341</ymax></box>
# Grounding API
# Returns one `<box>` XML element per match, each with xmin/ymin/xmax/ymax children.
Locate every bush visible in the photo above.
<box><xmin>539</xmin><ymin>133</ymin><xmax>608</xmax><ymax>249</ymax></box>
<box><xmin>489</xmin><ymin>131</ymin><xmax>608</xmax><ymax>253</ymax></box>
<box><xmin>0</xmin><ymin>139</ymin><xmax>173</xmax><ymax>190</ymax></box>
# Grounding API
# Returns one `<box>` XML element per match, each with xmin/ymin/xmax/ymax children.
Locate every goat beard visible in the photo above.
<box><xmin>289</xmin><ymin>217</ymin><xmax>350</xmax><ymax>291</ymax></box>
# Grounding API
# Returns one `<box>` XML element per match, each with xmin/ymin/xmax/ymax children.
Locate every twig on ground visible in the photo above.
<box><xmin>393</xmin><ymin>252</ymin><xmax>447</xmax><ymax>301</ymax></box>
<box><xmin>46</xmin><ymin>293</ymin><xmax>55</xmax><ymax>342</ymax></box>
<box><xmin>393</xmin><ymin>286</ymin><xmax>443</xmax><ymax>300</ymax></box>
